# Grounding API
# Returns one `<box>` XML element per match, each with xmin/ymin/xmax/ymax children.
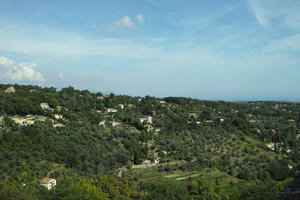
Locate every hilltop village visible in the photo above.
<box><xmin>0</xmin><ymin>84</ymin><xmax>299</xmax><ymax>200</ymax></box>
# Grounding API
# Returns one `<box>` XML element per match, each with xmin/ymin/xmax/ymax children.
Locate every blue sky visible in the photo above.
<box><xmin>0</xmin><ymin>0</ymin><xmax>299</xmax><ymax>100</ymax></box>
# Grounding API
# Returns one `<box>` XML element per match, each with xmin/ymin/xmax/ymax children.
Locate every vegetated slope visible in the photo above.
<box><xmin>0</xmin><ymin>84</ymin><xmax>299</xmax><ymax>200</ymax></box>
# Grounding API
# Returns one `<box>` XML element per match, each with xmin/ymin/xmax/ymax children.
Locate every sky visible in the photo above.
<box><xmin>0</xmin><ymin>0</ymin><xmax>299</xmax><ymax>100</ymax></box>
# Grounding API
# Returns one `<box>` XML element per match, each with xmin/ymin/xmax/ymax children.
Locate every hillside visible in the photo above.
<box><xmin>0</xmin><ymin>84</ymin><xmax>299</xmax><ymax>200</ymax></box>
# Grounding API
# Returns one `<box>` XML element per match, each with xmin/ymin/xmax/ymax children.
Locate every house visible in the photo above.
<box><xmin>99</xmin><ymin>120</ymin><xmax>105</xmax><ymax>127</ymax></box>
<box><xmin>97</xmin><ymin>96</ymin><xmax>104</xmax><ymax>100</ymax></box>
<box><xmin>249</xmin><ymin>120</ymin><xmax>257</xmax><ymax>123</ymax></box>
<box><xmin>155</xmin><ymin>128</ymin><xmax>160</xmax><ymax>133</ymax></box>
<box><xmin>40</xmin><ymin>178</ymin><xmax>56</xmax><ymax>190</ymax></box>
<box><xmin>107</xmin><ymin>121</ymin><xmax>122</xmax><ymax>127</ymax></box>
<box><xmin>117</xmin><ymin>167</ymin><xmax>127</xmax><ymax>178</ymax></box>
<box><xmin>139</xmin><ymin>116</ymin><xmax>153</xmax><ymax>124</ymax></box>
<box><xmin>0</xmin><ymin>116</ymin><xmax>4</xmax><ymax>128</ymax></box>
<box><xmin>266</xmin><ymin>142</ymin><xmax>275</xmax><ymax>151</ymax></box>
<box><xmin>154</xmin><ymin>158</ymin><xmax>160</xmax><ymax>164</ymax></box>
<box><xmin>11</xmin><ymin>116</ymin><xmax>35</xmax><ymax>126</ymax></box>
<box><xmin>5</xmin><ymin>86</ymin><xmax>15</xmax><ymax>93</ymax></box>
<box><xmin>54</xmin><ymin>114</ymin><xmax>63</xmax><ymax>120</ymax></box>
<box><xmin>188</xmin><ymin>113</ymin><xmax>198</xmax><ymax>119</ymax></box>
<box><xmin>106</xmin><ymin>108</ymin><xmax>118</xmax><ymax>113</ymax></box>
<box><xmin>145</xmin><ymin>124</ymin><xmax>153</xmax><ymax>132</ymax></box>
<box><xmin>53</xmin><ymin>123</ymin><xmax>64</xmax><ymax>128</ymax></box>
<box><xmin>159</xmin><ymin>100</ymin><xmax>166</xmax><ymax>104</ymax></box>
<box><xmin>40</xmin><ymin>103</ymin><xmax>50</xmax><ymax>110</ymax></box>
<box><xmin>127</xmin><ymin>104</ymin><xmax>134</xmax><ymax>108</ymax></box>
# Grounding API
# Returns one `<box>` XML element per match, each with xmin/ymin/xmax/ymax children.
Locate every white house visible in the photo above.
<box><xmin>145</xmin><ymin>124</ymin><xmax>154</xmax><ymax>132</ymax></box>
<box><xmin>118</xmin><ymin>104</ymin><xmax>124</xmax><ymax>109</ymax></box>
<box><xmin>5</xmin><ymin>86</ymin><xmax>15</xmax><ymax>93</ymax></box>
<box><xmin>99</xmin><ymin>120</ymin><xmax>106</xmax><ymax>127</ymax></box>
<box><xmin>40</xmin><ymin>103</ymin><xmax>50</xmax><ymax>110</ymax></box>
<box><xmin>249</xmin><ymin>120</ymin><xmax>257</xmax><ymax>123</ymax></box>
<box><xmin>139</xmin><ymin>116</ymin><xmax>153</xmax><ymax>124</ymax></box>
<box><xmin>11</xmin><ymin>116</ymin><xmax>35</xmax><ymax>126</ymax></box>
<box><xmin>106</xmin><ymin>108</ymin><xmax>118</xmax><ymax>113</ymax></box>
<box><xmin>54</xmin><ymin>114</ymin><xmax>63</xmax><ymax>120</ymax></box>
<box><xmin>107</xmin><ymin>121</ymin><xmax>122</xmax><ymax>127</ymax></box>
<box><xmin>53</xmin><ymin>123</ymin><xmax>64</xmax><ymax>128</ymax></box>
<box><xmin>40</xmin><ymin>178</ymin><xmax>56</xmax><ymax>190</ymax></box>
<box><xmin>266</xmin><ymin>142</ymin><xmax>275</xmax><ymax>151</ymax></box>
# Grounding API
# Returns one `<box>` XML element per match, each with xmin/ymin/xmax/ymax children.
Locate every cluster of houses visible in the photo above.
<box><xmin>10</xmin><ymin>114</ymin><xmax>64</xmax><ymax>128</ymax></box>
<box><xmin>98</xmin><ymin>105</ymin><xmax>154</xmax><ymax>132</ymax></box>
<box><xmin>187</xmin><ymin>113</ymin><xmax>224</xmax><ymax>124</ymax></box>
<box><xmin>7</xmin><ymin>101</ymin><xmax>64</xmax><ymax>128</ymax></box>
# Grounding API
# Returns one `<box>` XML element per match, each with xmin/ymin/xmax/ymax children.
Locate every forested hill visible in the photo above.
<box><xmin>0</xmin><ymin>84</ymin><xmax>300</xmax><ymax>200</ymax></box>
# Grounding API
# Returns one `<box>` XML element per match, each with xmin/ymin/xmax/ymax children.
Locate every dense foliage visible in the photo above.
<box><xmin>0</xmin><ymin>84</ymin><xmax>299</xmax><ymax>199</ymax></box>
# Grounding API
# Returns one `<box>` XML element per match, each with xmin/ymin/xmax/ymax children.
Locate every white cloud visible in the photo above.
<box><xmin>114</xmin><ymin>16</ymin><xmax>134</xmax><ymax>28</ymax></box>
<box><xmin>0</xmin><ymin>56</ymin><xmax>15</xmax><ymax>65</ymax></box>
<box><xmin>109</xmin><ymin>15</ymin><xmax>144</xmax><ymax>30</ymax></box>
<box><xmin>247</xmin><ymin>0</ymin><xmax>272</xmax><ymax>26</ymax></box>
<box><xmin>0</xmin><ymin>56</ymin><xmax>44</xmax><ymax>82</ymax></box>
<box><xmin>136</xmin><ymin>14</ymin><xmax>144</xmax><ymax>23</ymax></box>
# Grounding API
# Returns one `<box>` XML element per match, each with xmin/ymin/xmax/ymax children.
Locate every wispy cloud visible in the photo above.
<box><xmin>264</xmin><ymin>34</ymin><xmax>300</xmax><ymax>53</ymax></box>
<box><xmin>0</xmin><ymin>22</ymin><xmax>160</xmax><ymax>59</ymax></box>
<box><xmin>247</xmin><ymin>0</ymin><xmax>300</xmax><ymax>30</ymax></box>
<box><xmin>0</xmin><ymin>56</ymin><xmax>44</xmax><ymax>82</ymax></box>
<box><xmin>141</xmin><ymin>0</ymin><xmax>162</xmax><ymax>9</ymax></box>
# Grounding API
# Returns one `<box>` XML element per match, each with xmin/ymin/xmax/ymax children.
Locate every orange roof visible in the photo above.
<box><xmin>40</xmin><ymin>177</ymin><xmax>53</xmax><ymax>184</ymax></box>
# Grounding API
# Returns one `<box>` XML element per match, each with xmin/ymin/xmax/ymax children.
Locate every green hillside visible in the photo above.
<box><xmin>0</xmin><ymin>84</ymin><xmax>299</xmax><ymax>200</ymax></box>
